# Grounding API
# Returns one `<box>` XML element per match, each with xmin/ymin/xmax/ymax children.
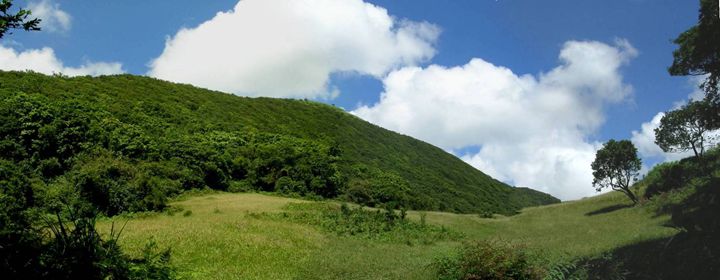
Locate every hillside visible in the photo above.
<box><xmin>97</xmin><ymin>148</ymin><xmax>719</xmax><ymax>279</ymax></box>
<box><xmin>0</xmin><ymin>71</ymin><xmax>557</xmax><ymax>214</ymax></box>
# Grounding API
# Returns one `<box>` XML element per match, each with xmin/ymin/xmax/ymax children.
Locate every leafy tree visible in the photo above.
<box><xmin>655</xmin><ymin>100</ymin><xmax>718</xmax><ymax>157</ymax></box>
<box><xmin>669</xmin><ymin>0</ymin><xmax>720</xmax><ymax>100</ymax></box>
<box><xmin>0</xmin><ymin>0</ymin><xmax>41</xmax><ymax>38</ymax></box>
<box><xmin>591</xmin><ymin>140</ymin><xmax>642</xmax><ymax>204</ymax></box>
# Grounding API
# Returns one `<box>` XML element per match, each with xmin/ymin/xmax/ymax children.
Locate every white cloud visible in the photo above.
<box><xmin>353</xmin><ymin>40</ymin><xmax>638</xmax><ymax>201</ymax></box>
<box><xmin>0</xmin><ymin>45</ymin><xmax>123</xmax><ymax>76</ymax></box>
<box><xmin>148</xmin><ymin>0</ymin><xmax>439</xmax><ymax>99</ymax></box>
<box><xmin>27</xmin><ymin>0</ymin><xmax>72</xmax><ymax>33</ymax></box>
<box><xmin>631</xmin><ymin>112</ymin><xmax>693</xmax><ymax>164</ymax></box>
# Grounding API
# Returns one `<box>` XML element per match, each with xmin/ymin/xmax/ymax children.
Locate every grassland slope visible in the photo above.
<box><xmin>100</xmin><ymin>149</ymin><xmax>720</xmax><ymax>279</ymax></box>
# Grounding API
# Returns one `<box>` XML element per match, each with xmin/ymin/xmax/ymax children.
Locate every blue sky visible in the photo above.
<box><xmin>1</xmin><ymin>0</ymin><xmax>703</xmax><ymax>199</ymax></box>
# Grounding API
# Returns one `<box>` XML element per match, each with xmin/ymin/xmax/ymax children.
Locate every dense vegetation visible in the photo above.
<box><xmin>0</xmin><ymin>160</ymin><xmax>174</xmax><ymax>279</ymax></box>
<box><xmin>0</xmin><ymin>71</ymin><xmax>557</xmax><ymax>215</ymax></box>
<box><xmin>433</xmin><ymin>240</ymin><xmax>543</xmax><ymax>280</ymax></box>
<box><xmin>253</xmin><ymin>202</ymin><xmax>461</xmax><ymax>244</ymax></box>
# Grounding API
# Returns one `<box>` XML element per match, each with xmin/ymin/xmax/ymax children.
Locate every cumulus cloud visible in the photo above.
<box><xmin>631</xmin><ymin>112</ymin><xmax>693</xmax><ymax>164</ymax></box>
<box><xmin>0</xmin><ymin>45</ymin><xmax>123</xmax><ymax>76</ymax></box>
<box><xmin>148</xmin><ymin>0</ymin><xmax>439</xmax><ymax>99</ymax></box>
<box><xmin>353</xmin><ymin>40</ymin><xmax>638</xmax><ymax>200</ymax></box>
<box><xmin>27</xmin><ymin>0</ymin><xmax>72</xmax><ymax>33</ymax></box>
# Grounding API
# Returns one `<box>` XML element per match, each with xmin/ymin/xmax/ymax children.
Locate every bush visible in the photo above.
<box><xmin>41</xmin><ymin>205</ymin><xmax>175</xmax><ymax>280</ymax></box>
<box><xmin>644</xmin><ymin>148</ymin><xmax>720</xmax><ymax>199</ymax></box>
<box><xmin>433</xmin><ymin>240</ymin><xmax>543</xmax><ymax>280</ymax></box>
<box><xmin>344</xmin><ymin>165</ymin><xmax>411</xmax><ymax>208</ymax></box>
<box><xmin>227</xmin><ymin>180</ymin><xmax>253</xmax><ymax>193</ymax></box>
<box><xmin>643</xmin><ymin>162</ymin><xmax>687</xmax><ymax>198</ymax></box>
<box><xmin>252</xmin><ymin>202</ymin><xmax>461</xmax><ymax>244</ymax></box>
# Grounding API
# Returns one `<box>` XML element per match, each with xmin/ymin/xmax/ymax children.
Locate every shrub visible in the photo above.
<box><xmin>644</xmin><ymin>149</ymin><xmax>720</xmax><ymax>199</ymax></box>
<box><xmin>344</xmin><ymin>165</ymin><xmax>411</xmax><ymax>208</ymax></box>
<box><xmin>253</xmin><ymin>202</ymin><xmax>461</xmax><ymax>244</ymax></box>
<box><xmin>433</xmin><ymin>240</ymin><xmax>543</xmax><ymax>280</ymax></box>
<box><xmin>227</xmin><ymin>180</ymin><xmax>253</xmax><ymax>193</ymax></box>
<box><xmin>128</xmin><ymin>241</ymin><xmax>174</xmax><ymax>280</ymax></box>
<box><xmin>41</xmin><ymin>205</ymin><xmax>175</xmax><ymax>280</ymax></box>
<box><xmin>644</xmin><ymin>162</ymin><xmax>687</xmax><ymax>198</ymax></box>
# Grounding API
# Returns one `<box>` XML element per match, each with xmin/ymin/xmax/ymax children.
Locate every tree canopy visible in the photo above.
<box><xmin>0</xmin><ymin>0</ymin><xmax>40</xmax><ymax>38</ymax></box>
<box><xmin>591</xmin><ymin>140</ymin><xmax>642</xmax><ymax>204</ymax></box>
<box><xmin>669</xmin><ymin>0</ymin><xmax>720</xmax><ymax>99</ymax></box>
<box><xmin>655</xmin><ymin>100</ymin><xmax>718</xmax><ymax>157</ymax></box>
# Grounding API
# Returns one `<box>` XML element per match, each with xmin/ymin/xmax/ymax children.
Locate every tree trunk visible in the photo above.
<box><xmin>623</xmin><ymin>187</ymin><xmax>638</xmax><ymax>205</ymax></box>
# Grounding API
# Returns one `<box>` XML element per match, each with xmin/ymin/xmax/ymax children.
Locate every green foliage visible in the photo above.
<box><xmin>591</xmin><ymin>140</ymin><xmax>641</xmax><ymax>204</ymax></box>
<box><xmin>0</xmin><ymin>84</ymin><xmax>345</xmax><ymax>216</ymax></box>
<box><xmin>669</xmin><ymin>0</ymin><xmax>720</xmax><ymax>99</ymax></box>
<box><xmin>643</xmin><ymin>147</ymin><xmax>720</xmax><ymax>198</ymax></box>
<box><xmin>0</xmin><ymin>160</ymin><xmax>44</xmax><ymax>278</ymax></box>
<box><xmin>0</xmin><ymin>71</ymin><xmax>557</xmax><ymax>215</ymax></box>
<box><xmin>0</xmin><ymin>0</ymin><xmax>41</xmax><ymax>39</ymax></box>
<box><xmin>509</xmin><ymin>187</ymin><xmax>560</xmax><ymax>210</ymax></box>
<box><xmin>433</xmin><ymin>240</ymin><xmax>543</xmax><ymax>280</ymax></box>
<box><xmin>654</xmin><ymin>100</ymin><xmax>718</xmax><ymax>157</ymax></box>
<box><xmin>542</xmin><ymin>259</ymin><xmax>587</xmax><ymax>280</ymax></box>
<box><xmin>344</xmin><ymin>164</ymin><xmax>413</xmax><ymax>208</ymax></box>
<box><xmin>128</xmin><ymin>241</ymin><xmax>174</xmax><ymax>280</ymax></box>
<box><xmin>41</xmin><ymin>207</ymin><xmax>129</xmax><ymax>279</ymax></box>
<box><xmin>254</xmin><ymin>202</ymin><xmax>461</xmax><ymax>244</ymax></box>
<box><xmin>40</xmin><ymin>205</ymin><xmax>174</xmax><ymax>280</ymax></box>
<box><xmin>69</xmin><ymin>151</ymin><xmax>174</xmax><ymax>215</ymax></box>
<box><xmin>0</xmin><ymin>167</ymin><xmax>175</xmax><ymax>279</ymax></box>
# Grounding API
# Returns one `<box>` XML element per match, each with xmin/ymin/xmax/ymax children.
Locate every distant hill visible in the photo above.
<box><xmin>0</xmin><ymin>71</ymin><xmax>558</xmax><ymax>214</ymax></box>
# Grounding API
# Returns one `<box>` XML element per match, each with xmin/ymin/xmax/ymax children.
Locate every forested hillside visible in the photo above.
<box><xmin>0</xmin><ymin>71</ymin><xmax>558</xmax><ymax>215</ymax></box>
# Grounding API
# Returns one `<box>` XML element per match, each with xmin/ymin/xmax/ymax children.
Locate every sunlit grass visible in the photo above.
<box><xmin>98</xmin><ymin>191</ymin><xmax>678</xmax><ymax>279</ymax></box>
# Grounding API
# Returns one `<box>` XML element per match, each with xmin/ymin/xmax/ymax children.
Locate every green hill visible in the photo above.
<box><xmin>0</xmin><ymin>71</ymin><xmax>557</xmax><ymax>215</ymax></box>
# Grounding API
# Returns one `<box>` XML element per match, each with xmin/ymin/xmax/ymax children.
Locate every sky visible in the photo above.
<box><xmin>0</xmin><ymin>0</ymin><xmax>706</xmax><ymax>200</ymax></box>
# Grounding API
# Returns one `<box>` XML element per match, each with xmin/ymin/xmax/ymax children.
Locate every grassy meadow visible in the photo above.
<box><xmin>98</xmin><ymin>189</ymin><xmax>678</xmax><ymax>279</ymax></box>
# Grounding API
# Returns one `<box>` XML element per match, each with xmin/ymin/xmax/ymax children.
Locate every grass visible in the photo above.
<box><xmin>100</xmin><ymin>194</ymin><xmax>325</xmax><ymax>279</ymax></box>
<box><xmin>97</xmin><ymin>189</ymin><xmax>678</xmax><ymax>279</ymax></box>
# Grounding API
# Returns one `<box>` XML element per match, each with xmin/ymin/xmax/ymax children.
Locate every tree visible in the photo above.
<box><xmin>655</xmin><ymin>100</ymin><xmax>718</xmax><ymax>157</ymax></box>
<box><xmin>591</xmin><ymin>140</ymin><xmax>642</xmax><ymax>204</ymax></box>
<box><xmin>669</xmin><ymin>0</ymin><xmax>720</xmax><ymax>100</ymax></box>
<box><xmin>0</xmin><ymin>0</ymin><xmax>41</xmax><ymax>39</ymax></box>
